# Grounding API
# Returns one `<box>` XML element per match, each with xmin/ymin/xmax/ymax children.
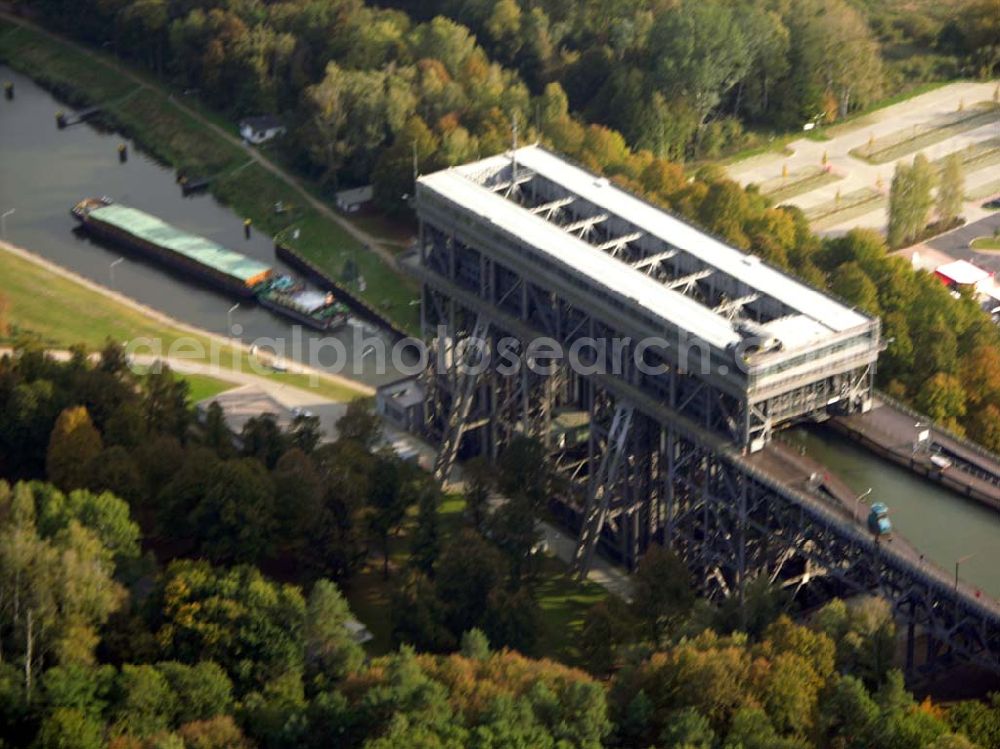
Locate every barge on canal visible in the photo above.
<box><xmin>72</xmin><ymin>197</ymin><xmax>348</xmax><ymax>331</ymax></box>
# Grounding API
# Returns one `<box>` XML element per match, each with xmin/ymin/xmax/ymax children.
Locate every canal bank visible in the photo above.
<box><xmin>0</xmin><ymin>238</ymin><xmax>373</xmax><ymax>402</ymax></box>
<box><xmin>0</xmin><ymin>13</ymin><xmax>420</xmax><ymax>335</ymax></box>
<box><xmin>786</xmin><ymin>424</ymin><xmax>1000</xmax><ymax>599</ymax></box>
<box><xmin>830</xmin><ymin>401</ymin><xmax>1000</xmax><ymax>512</ymax></box>
<box><xmin>0</xmin><ymin>64</ymin><xmax>412</xmax><ymax>387</ymax></box>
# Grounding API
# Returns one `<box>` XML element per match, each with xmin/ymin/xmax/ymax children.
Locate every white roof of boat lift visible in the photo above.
<box><xmin>420</xmin><ymin>168</ymin><xmax>740</xmax><ymax>348</ymax></box>
<box><xmin>419</xmin><ymin>146</ymin><xmax>869</xmax><ymax>350</ymax></box>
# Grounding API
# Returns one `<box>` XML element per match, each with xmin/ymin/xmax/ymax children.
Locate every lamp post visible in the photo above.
<box><xmin>955</xmin><ymin>554</ymin><xmax>974</xmax><ymax>590</ymax></box>
<box><xmin>1</xmin><ymin>208</ymin><xmax>14</xmax><ymax>240</ymax></box>
<box><xmin>109</xmin><ymin>257</ymin><xmax>124</xmax><ymax>287</ymax></box>
<box><xmin>853</xmin><ymin>487</ymin><xmax>872</xmax><ymax>523</ymax></box>
<box><xmin>227</xmin><ymin>303</ymin><xmax>240</xmax><ymax>335</ymax></box>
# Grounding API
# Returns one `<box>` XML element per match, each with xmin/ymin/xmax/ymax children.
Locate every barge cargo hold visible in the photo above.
<box><xmin>72</xmin><ymin>197</ymin><xmax>350</xmax><ymax>332</ymax></box>
<box><xmin>72</xmin><ymin>197</ymin><xmax>274</xmax><ymax>298</ymax></box>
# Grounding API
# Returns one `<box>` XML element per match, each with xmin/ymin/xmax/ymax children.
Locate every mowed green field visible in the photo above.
<box><xmin>176</xmin><ymin>372</ymin><xmax>233</xmax><ymax>402</ymax></box>
<box><xmin>0</xmin><ymin>246</ymin><xmax>367</xmax><ymax>402</ymax></box>
<box><xmin>971</xmin><ymin>236</ymin><xmax>1000</xmax><ymax>251</ymax></box>
<box><xmin>2</xmin><ymin>248</ymin><xmax>197</xmax><ymax>348</ymax></box>
<box><xmin>129</xmin><ymin>362</ymin><xmax>234</xmax><ymax>403</ymax></box>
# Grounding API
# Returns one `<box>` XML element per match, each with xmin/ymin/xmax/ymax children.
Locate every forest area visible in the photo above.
<box><xmin>3</xmin><ymin>341</ymin><xmax>1000</xmax><ymax>747</ymax></box>
<box><xmin>22</xmin><ymin>0</ymin><xmax>999</xmax><ymax>186</ymax></box>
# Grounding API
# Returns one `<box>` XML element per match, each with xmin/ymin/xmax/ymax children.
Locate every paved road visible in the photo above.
<box><xmin>0</xmin><ymin>345</ymin><xmax>357</xmax><ymax>409</ymax></box>
<box><xmin>744</xmin><ymin>438</ymin><xmax>1000</xmax><ymax>618</ymax></box>
<box><xmin>927</xmin><ymin>211</ymin><xmax>1000</xmax><ymax>271</ymax></box>
<box><xmin>0</xmin><ymin>11</ymin><xmax>400</xmax><ymax>269</ymax></box>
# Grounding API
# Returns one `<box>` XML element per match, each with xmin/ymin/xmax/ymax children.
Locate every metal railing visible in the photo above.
<box><xmin>876</xmin><ymin>390</ymin><xmax>1000</xmax><ymax>469</ymax></box>
<box><xmin>737</xmin><ymin>453</ymin><xmax>1000</xmax><ymax>620</ymax></box>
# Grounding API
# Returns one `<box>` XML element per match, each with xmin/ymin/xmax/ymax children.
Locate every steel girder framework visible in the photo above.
<box><xmin>419</xmin><ymin>223</ymin><xmax>749</xmax><ymax>444</ymax></box>
<box><xmin>416</xmin><ymin>213</ymin><xmax>1000</xmax><ymax>676</ymax></box>
<box><xmin>572</xmin><ymin>402</ymin><xmax>635</xmax><ymax>575</ymax></box>
<box><xmin>682</xmin><ymin>451</ymin><xmax>1000</xmax><ymax>677</ymax></box>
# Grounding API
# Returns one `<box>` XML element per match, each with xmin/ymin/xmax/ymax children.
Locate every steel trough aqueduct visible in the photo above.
<box><xmin>406</xmin><ymin>145</ymin><xmax>1000</xmax><ymax>677</ymax></box>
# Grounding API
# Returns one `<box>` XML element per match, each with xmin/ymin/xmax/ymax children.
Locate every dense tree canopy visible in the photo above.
<box><xmin>25</xmin><ymin>0</ymin><xmax>985</xmax><ymax>198</ymax></box>
<box><xmin>888</xmin><ymin>153</ymin><xmax>937</xmax><ymax>248</ymax></box>
<box><xmin>1</xmin><ymin>338</ymin><xmax>999</xmax><ymax>748</ymax></box>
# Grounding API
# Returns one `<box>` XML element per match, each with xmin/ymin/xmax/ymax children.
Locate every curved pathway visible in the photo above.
<box><xmin>926</xmin><ymin>212</ymin><xmax>1000</xmax><ymax>272</ymax></box>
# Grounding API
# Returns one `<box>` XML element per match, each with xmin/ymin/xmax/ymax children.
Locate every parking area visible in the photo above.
<box><xmin>727</xmin><ymin>80</ymin><xmax>1000</xmax><ymax>236</ymax></box>
<box><xmin>925</xmin><ymin>212</ymin><xmax>1000</xmax><ymax>274</ymax></box>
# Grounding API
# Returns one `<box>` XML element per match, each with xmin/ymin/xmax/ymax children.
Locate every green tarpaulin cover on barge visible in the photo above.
<box><xmin>89</xmin><ymin>204</ymin><xmax>273</xmax><ymax>284</ymax></box>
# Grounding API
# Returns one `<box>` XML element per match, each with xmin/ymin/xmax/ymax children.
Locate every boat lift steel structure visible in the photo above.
<box><xmin>414</xmin><ymin>148</ymin><xmax>1000</xmax><ymax>678</ymax></box>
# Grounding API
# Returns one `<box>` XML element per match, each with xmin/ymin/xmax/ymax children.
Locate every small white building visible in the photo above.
<box><xmin>335</xmin><ymin>185</ymin><xmax>374</xmax><ymax>213</ymax></box>
<box><xmin>239</xmin><ymin>115</ymin><xmax>286</xmax><ymax>145</ymax></box>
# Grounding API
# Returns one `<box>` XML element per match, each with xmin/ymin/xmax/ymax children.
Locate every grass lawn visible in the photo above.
<box><xmin>971</xmin><ymin>236</ymin><xmax>1000</xmax><ymax>251</ymax></box>
<box><xmin>346</xmin><ymin>492</ymin><xmax>468</xmax><ymax>655</ymax></box>
<box><xmin>273</xmin><ymin>209</ymin><xmax>421</xmax><ymax>321</ymax></box>
<box><xmin>175</xmin><ymin>372</ymin><xmax>234</xmax><ymax>402</ymax></box>
<box><xmin>172</xmin><ymin>373</ymin><xmax>234</xmax><ymax>403</ymax></box>
<box><xmin>2</xmin><ymin>248</ymin><xmax>202</xmax><ymax>349</ymax></box>
<box><xmin>932</xmin><ymin>138</ymin><xmax>1000</xmax><ymax>176</ymax></box>
<box><xmin>346</xmin><ymin>210</ymin><xmax>418</xmax><ymax>249</ymax></box>
<box><xmin>345</xmin><ymin>490</ymin><xmax>611</xmax><ymax>667</ymax></box>
<box><xmin>533</xmin><ymin>555</ymin><xmax>608</xmax><ymax>665</ymax></box>
<box><xmin>0</xmin><ymin>245</ymin><xmax>366</xmax><ymax>403</ymax></box>
<box><xmin>345</xmin><ymin>567</ymin><xmax>396</xmax><ymax>656</ymax></box>
<box><xmin>0</xmin><ymin>17</ymin><xmax>420</xmax><ymax>335</ymax></box>
<box><xmin>261</xmin><ymin>147</ymin><xmax>419</xmax><ymax>251</ymax></box>
<box><xmin>129</xmin><ymin>361</ymin><xmax>235</xmax><ymax>403</ymax></box>
<box><xmin>968</xmin><ymin>178</ymin><xmax>1000</xmax><ymax>202</ymax></box>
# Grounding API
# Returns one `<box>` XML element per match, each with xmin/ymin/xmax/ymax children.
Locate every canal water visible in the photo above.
<box><xmin>0</xmin><ymin>65</ymin><xmax>405</xmax><ymax>386</ymax></box>
<box><xmin>787</xmin><ymin>425</ymin><xmax>1000</xmax><ymax>597</ymax></box>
